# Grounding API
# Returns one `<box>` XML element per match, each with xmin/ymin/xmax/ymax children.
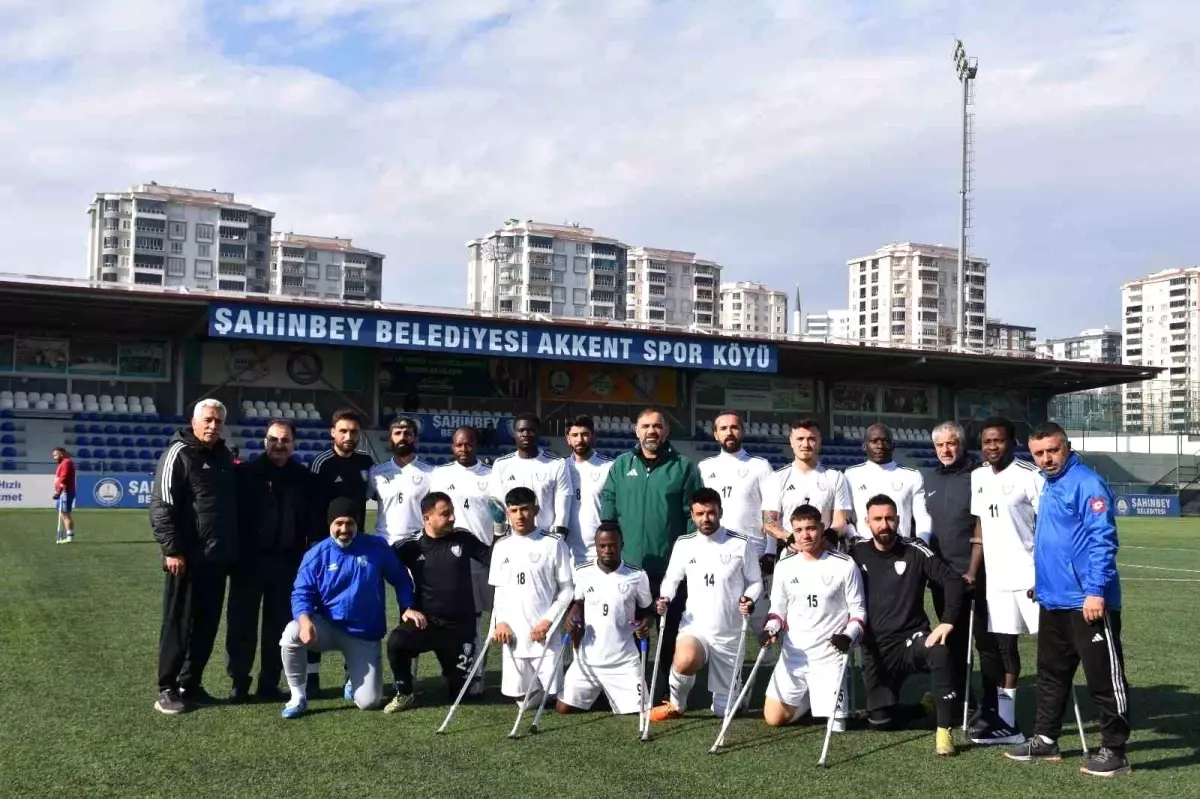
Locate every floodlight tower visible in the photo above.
<box><xmin>953</xmin><ymin>39</ymin><xmax>978</xmax><ymax>351</ymax></box>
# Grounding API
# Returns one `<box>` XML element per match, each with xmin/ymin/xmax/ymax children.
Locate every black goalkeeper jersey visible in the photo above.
<box><xmin>851</xmin><ymin>537</ymin><xmax>964</xmax><ymax>644</ymax></box>
<box><xmin>309</xmin><ymin>448</ymin><xmax>375</xmax><ymax>542</ymax></box>
<box><xmin>396</xmin><ymin>530</ymin><xmax>492</xmax><ymax>627</ymax></box>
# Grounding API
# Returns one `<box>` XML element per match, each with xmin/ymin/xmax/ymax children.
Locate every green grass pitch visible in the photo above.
<box><xmin>1</xmin><ymin>512</ymin><xmax>1197</xmax><ymax>797</ymax></box>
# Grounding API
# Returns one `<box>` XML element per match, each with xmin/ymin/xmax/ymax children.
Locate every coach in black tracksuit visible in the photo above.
<box><xmin>150</xmin><ymin>401</ymin><xmax>239</xmax><ymax>714</ymax></box>
<box><xmin>852</xmin><ymin>493</ymin><xmax>964</xmax><ymax>733</ymax></box>
<box><xmin>925</xmin><ymin>427</ymin><xmax>1004</xmax><ymax>735</ymax></box>
<box><xmin>386</xmin><ymin>492</ymin><xmax>492</xmax><ymax>708</ymax></box>
<box><xmin>225</xmin><ymin>420</ymin><xmax>315</xmax><ymax>702</ymax></box>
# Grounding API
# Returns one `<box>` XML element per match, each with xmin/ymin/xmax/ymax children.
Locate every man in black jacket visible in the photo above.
<box><xmin>384</xmin><ymin>492</ymin><xmax>491</xmax><ymax>711</ymax></box>
<box><xmin>852</xmin><ymin>493</ymin><xmax>963</xmax><ymax>757</ymax></box>
<box><xmin>225</xmin><ymin>419</ymin><xmax>314</xmax><ymax>703</ymax></box>
<box><xmin>150</xmin><ymin>399</ymin><xmax>239</xmax><ymax>714</ymax></box>
<box><xmin>925</xmin><ymin>421</ymin><xmax>1008</xmax><ymax>743</ymax></box>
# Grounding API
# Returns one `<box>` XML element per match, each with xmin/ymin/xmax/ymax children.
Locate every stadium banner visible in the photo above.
<box><xmin>1114</xmin><ymin>493</ymin><xmax>1180</xmax><ymax>518</ymax></box>
<box><xmin>694</xmin><ymin>374</ymin><xmax>814</xmax><ymax>412</ymax></box>
<box><xmin>208</xmin><ymin>302</ymin><xmax>779</xmax><ymax>373</ymax></box>
<box><xmin>0</xmin><ymin>475</ymin><xmax>58</xmax><ymax>509</ymax></box>
<box><xmin>410</xmin><ymin>412</ymin><xmax>515</xmax><ymax>445</ymax></box>
<box><xmin>74</xmin><ymin>475</ymin><xmax>155</xmax><ymax>509</ymax></box>
<box><xmin>380</xmin><ymin>354</ymin><xmax>528</xmax><ymax>399</ymax></box>
<box><xmin>197</xmin><ymin>341</ymin><xmax>346</xmax><ymax>390</ymax></box>
<box><xmin>539</xmin><ymin>364</ymin><xmax>677</xmax><ymax>405</ymax></box>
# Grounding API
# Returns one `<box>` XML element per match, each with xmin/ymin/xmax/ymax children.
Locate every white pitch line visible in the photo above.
<box><xmin>1123</xmin><ymin>577</ymin><xmax>1200</xmax><ymax>583</ymax></box>
<box><xmin>1122</xmin><ymin>546</ymin><xmax>1200</xmax><ymax>554</ymax></box>
<box><xmin>1120</xmin><ymin>563</ymin><xmax>1200</xmax><ymax>574</ymax></box>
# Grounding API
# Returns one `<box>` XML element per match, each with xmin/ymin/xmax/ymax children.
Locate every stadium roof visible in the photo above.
<box><xmin>0</xmin><ymin>275</ymin><xmax>1157</xmax><ymax>394</ymax></box>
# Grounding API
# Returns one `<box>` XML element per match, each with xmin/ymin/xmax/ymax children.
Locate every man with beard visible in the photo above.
<box><xmin>844</xmin><ymin>424</ymin><xmax>931</xmax><ymax>543</ymax></box>
<box><xmin>370</xmin><ymin>416</ymin><xmax>433</xmax><ymax>548</ymax></box>
<box><xmin>307</xmin><ymin>409</ymin><xmax>376</xmax><ymax>695</ymax></box>
<box><xmin>600</xmin><ymin>407</ymin><xmax>704</xmax><ymax>702</ymax></box>
<box><xmin>226</xmin><ymin>419</ymin><xmax>313</xmax><ymax>703</ymax></box>
<box><xmin>851</xmin><ymin>494</ymin><xmax>963</xmax><ymax>757</ymax></box>
<box><xmin>762</xmin><ymin>419</ymin><xmax>853</xmax><ymax>549</ymax></box>
<box><xmin>489</xmin><ymin>413</ymin><xmax>572</xmax><ymax>536</ymax></box>
<box><xmin>564</xmin><ymin>416</ymin><xmax>613</xmax><ymax>566</ymax></box>
<box><xmin>430</xmin><ymin>425</ymin><xmax>500</xmax><ymax>696</ymax></box>
<box><xmin>150</xmin><ymin>398</ymin><xmax>239</xmax><ymax>714</ymax></box>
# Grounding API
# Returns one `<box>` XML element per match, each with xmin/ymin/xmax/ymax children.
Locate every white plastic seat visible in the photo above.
<box><xmin>141</xmin><ymin>396</ymin><xmax>154</xmax><ymax>406</ymax></box>
<box><xmin>279</xmin><ymin>402</ymin><xmax>292</xmax><ymax>412</ymax></box>
<box><xmin>35</xmin><ymin>400</ymin><xmax>50</xmax><ymax>410</ymax></box>
<box><xmin>303</xmin><ymin>402</ymin><xmax>316</xmax><ymax>412</ymax></box>
<box><xmin>70</xmin><ymin>393</ymin><xmax>82</xmax><ymax>403</ymax></box>
<box><xmin>55</xmin><ymin>393</ymin><xmax>68</xmax><ymax>403</ymax></box>
<box><xmin>241</xmin><ymin>400</ymin><xmax>254</xmax><ymax>410</ymax></box>
<box><xmin>254</xmin><ymin>400</ymin><xmax>267</xmax><ymax>410</ymax></box>
<box><xmin>14</xmin><ymin>391</ymin><xmax>28</xmax><ymax>401</ymax></box>
<box><xmin>70</xmin><ymin>401</ymin><xmax>84</xmax><ymax>412</ymax></box>
<box><xmin>0</xmin><ymin>390</ymin><xmax>11</xmax><ymax>401</ymax></box>
<box><xmin>15</xmin><ymin>399</ymin><xmax>29</xmax><ymax>410</ymax></box>
<box><xmin>0</xmin><ymin>399</ymin><xmax>12</xmax><ymax>410</ymax></box>
<box><xmin>282</xmin><ymin>409</ymin><xmax>297</xmax><ymax>419</ymax></box>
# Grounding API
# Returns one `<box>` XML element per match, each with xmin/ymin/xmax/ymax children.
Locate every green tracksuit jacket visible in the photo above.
<box><xmin>600</xmin><ymin>442</ymin><xmax>703</xmax><ymax>579</ymax></box>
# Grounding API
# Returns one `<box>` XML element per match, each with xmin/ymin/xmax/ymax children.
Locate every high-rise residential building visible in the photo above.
<box><xmin>986</xmin><ymin>318</ymin><xmax>1037</xmax><ymax>356</ymax></box>
<box><xmin>86</xmin><ymin>183</ymin><xmax>274</xmax><ymax>293</ymax></box>
<box><xmin>803</xmin><ymin>310</ymin><xmax>853</xmax><ymax>342</ymax></box>
<box><xmin>1037</xmin><ymin>326</ymin><xmax>1122</xmax><ymax>363</ymax></box>
<box><xmin>846</xmin><ymin>242</ymin><xmax>988</xmax><ymax>350</ymax></box>
<box><xmin>269</xmin><ymin>233</ymin><xmax>384</xmax><ymax>302</ymax></box>
<box><xmin>1121</xmin><ymin>267</ymin><xmax>1200</xmax><ymax>432</ymax></box>
<box><xmin>625</xmin><ymin>247</ymin><xmax>721</xmax><ymax>328</ymax></box>
<box><xmin>719</xmin><ymin>281</ymin><xmax>788</xmax><ymax>335</ymax></box>
<box><xmin>467</xmin><ymin>219</ymin><xmax>628</xmax><ymax>319</ymax></box>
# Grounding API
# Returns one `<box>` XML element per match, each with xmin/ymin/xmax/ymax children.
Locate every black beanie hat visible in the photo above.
<box><xmin>327</xmin><ymin>497</ymin><xmax>359</xmax><ymax>526</ymax></box>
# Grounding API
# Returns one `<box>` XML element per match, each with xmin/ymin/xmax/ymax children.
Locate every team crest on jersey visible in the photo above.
<box><xmin>413</xmin><ymin>475</ymin><xmax>424</xmax><ymax>485</ymax></box>
<box><xmin>822</xmin><ymin>573</ymin><xmax>834</xmax><ymax>586</ymax></box>
<box><xmin>591</xmin><ymin>471</ymin><xmax>602</xmax><ymax>481</ymax></box>
<box><xmin>738</xmin><ymin>467</ymin><xmax>749</xmax><ymax>478</ymax></box>
<box><xmin>719</xmin><ymin>553</ymin><xmax>733</xmax><ymax>564</ymax></box>
<box><xmin>535</xmin><ymin>472</ymin><xmax>545</xmax><ymax>482</ymax></box>
<box><xmin>894</xmin><ymin>561</ymin><xmax>907</xmax><ymax>575</ymax></box>
<box><xmin>360</xmin><ymin>470</ymin><xmax>368</xmax><ymax>481</ymax></box>
<box><xmin>817</xmin><ymin>478</ymin><xmax>828</xmax><ymax>491</ymax></box>
<box><xmin>892</xmin><ymin>480</ymin><xmax>904</xmax><ymax>491</ymax></box>
<box><xmin>618</xmin><ymin>582</ymin><xmax>631</xmax><ymax>595</ymax></box>
<box><xmin>528</xmin><ymin>552</ymin><xmax>542</xmax><ymax>563</ymax></box>
<box><xmin>478</xmin><ymin>481</ymin><xmax>489</xmax><ymax>491</ymax></box>
<box><xmin>356</xmin><ymin>555</ymin><xmax>369</xmax><ymax>567</ymax></box>
<box><xmin>1002</xmin><ymin>483</ymin><xmax>1014</xmax><ymax>495</ymax></box>
<box><xmin>451</xmin><ymin>544</ymin><xmax>462</xmax><ymax>558</ymax></box>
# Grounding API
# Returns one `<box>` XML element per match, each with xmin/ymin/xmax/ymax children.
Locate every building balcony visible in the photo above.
<box><xmin>693</xmin><ymin>276</ymin><xmax>715</xmax><ymax>288</ymax></box>
<box><xmin>135</xmin><ymin>202</ymin><xmax>166</xmax><ymax>216</ymax></box>
<box><xmin>219</xmin><ymin>211</ymin><xmax>250</xmax><ymax>226</ymax></box>
<box><xmin>528</xmin><ymin>239</ymin><xmax>554</xmax><ymax>253</ymax></box>
<box><xmin>529</xmin><ymin>267</ymin><xmax>553</xmax><ymax>283</ymax></box>
<box><xmin>590</xmin><ymin>291</ymin><xmax>616</xmax><ymax>304</ymax></box>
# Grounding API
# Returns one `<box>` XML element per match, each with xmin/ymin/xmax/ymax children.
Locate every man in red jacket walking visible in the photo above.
<box><xmin>53</xmin><ymin>447</ymin><xmax>77</xmax><ymax>544</ymax></box>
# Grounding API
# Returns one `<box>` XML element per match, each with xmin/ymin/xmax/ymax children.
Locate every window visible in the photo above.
<box><xmin>552</xmin><ymin>271</ymin><xmax>564</xmax><ymax>284</ymax></box>
<box><xmin>219</xmin><ymin>280</ymin><xmax>244</xmax><ymax>291</ymax></box>
<box><xmin>325</xmin><ymin>265</ymin><xmax>340</xmax><ymax>281</ymax></box>
<box><xmin>574</xmin><ymin>257</ymin><xmax>588</xmax><ymax>274</ymax></box>
<box><xmin>135</xmin><ymin>236</ymin><xmax>163</xmax><ymax>251</ymax></box>
<box><xmin>870</xmin><ymin>285</ymin><xmax>878</xmax><ymax>297</ymax></box>
<box><xmin>306</xmin><ymin>264</ymin><xmax>319</xmax><ymax>279</ymax></box>
<box><xmin>194</xmin><ymin>243</ymin><xmax>209</xmax><ymax>258</ymax></box>
<box><xmin>859</xmin><ymin>274</ymin><xmax>866</xmax><ymax>285</ymax></box>
<box><xmin>169</xmin><ymin>241</ymin><xmax>183</xmax><ymax>255</ymax></box>
<box><xmin>194</xmin><ymin>259</ymin><xmax>213</xmax><ymax>279</ymax></box>
<box><xmin>553</xmin><ymin>254</ymin><xmax>567</xmax><ymax>270</ymax></box>
<box><xmin>196</xmin><ymin>224</ymin><xmax>214</xmax><ymax>242</ymax></box>
<box><xmin>870</xmin><ymin>325</ymin><xmax>879</xmax><ymax>337</ymax></box>
<box><xmin>166</xmin><ymin>257</ymin><xmax>186</xmax><ymax>277</ymax></box>
<box><xmin>168</xmin><ymin>220</ymin><xmax>187</xmax><ymax>240</ymax></box>
<box><xmin>552</xmin><ymin>286</ymin><xmax>566</xmax><ymax>302</ymax></box>
<box><xmin>573</xmin><ymin>289</ymin><xmax>588</xmax><ymax>304</ymax></box>
<box><xmin>576</xmin><ymin>243</ymin><xmax>586</xmax><ymax>254</ymax></box>
<box><xmin>870</xmin><ymin>312</ymin><xmax>878</xmax><ymax>323</ymax></box>
<box><xmin>307</xmin><ymin>250</ymin><xmax>318</xmax><ymax>262</ymax></box>
<box><xmin>892</xmin><ymin>311</ymin><xmax>905</xmax><ymax>321</ymax></box>
<box><xmin>870</xmin><ymin>299</ymin><xmax>879</xmax><ymax>310</ymax></box>
<box><xmin>134</xmin><ymin>272</ymin><xmax>163</xmax><ymax>286</ymax></box>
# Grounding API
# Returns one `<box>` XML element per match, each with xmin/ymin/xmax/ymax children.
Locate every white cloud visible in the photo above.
<box><xmin>0</xmin><ymin>0</ymin><xmax>1197</xmax><ymax>337</ymax></box>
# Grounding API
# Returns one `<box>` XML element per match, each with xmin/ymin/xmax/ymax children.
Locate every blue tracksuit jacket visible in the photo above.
<box><xmin>1033</xmin><ymin>453</ymin><xmax>1122</xmax><ymax>611</ymax></box>
<box><xmin>292</xmin><ymin>534</ymin><xmax>413</xmax><ymax>641</ymax></box>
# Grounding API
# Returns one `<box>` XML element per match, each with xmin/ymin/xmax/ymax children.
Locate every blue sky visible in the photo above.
<box><xmin>2</xmin><ymin>0</ymin><xmax>1197</xmax><ymax>339</ymax></box>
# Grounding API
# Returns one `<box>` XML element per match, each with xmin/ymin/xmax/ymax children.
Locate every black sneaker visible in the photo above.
<box><xmin>1004</xmin><ymin>736</ymin><xmax>1062</xmax><ymax>762</ymax></box>
<box><xmin>179</xmin><ymin>685</ymin><xmax>217</xmax><ymax>706</ymax></box>
<box><xmin>1081</xmin><ymin>747</ymin><xmax>1132</xmax><ymax>777</ymax></box>
<box><xmin>967</xmin><ymin>706</ymin><xmax>989</xmax><ymax>737</ymax></box>
<box><xmin>154</xmin><ymin>688</ymin><xmax>185</xmax><ymax>715</ymax></box>
<box><xmin>228</xmin><ymin>683</ymin><xmax>251</xmax><ymax>704</ymax></box>
<box><xmin>971</xmin><ymin>720</ymin><xmax>1026</xmax><ymax>746</ymax></box>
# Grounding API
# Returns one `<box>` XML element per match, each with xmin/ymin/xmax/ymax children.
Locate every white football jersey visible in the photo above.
<box><xmin>769</xmin><ymin>550</ymin><xmax>866</xmax><ymax>659</ymax></box>
<box><xmin>566</xmin><ymin>452</ymin><xmax>614</xmax><ymax>563</ymax></box>
<box><xmin>488</xmin><ymin>530</ymin><xmax>574</xmax><ymax>658</ymax></box>
<box><xmin>762</xmin><ymin>462</ymin><xmax>853</xmax><ymax>531</ymax></box>
<box><xmin>369</xmin><ymin>457</ymin><xmax>433</xmax><ymax>545</ymax></box>
<box><xmin>429</xmin><ymin>460</ymin><xmax>494</xmax><ymax>546</ymax></box>
<box><xmin>699</xmin><ymin>449</ymin><xmax>775</xmax><ymax>541</ymax></box>
<box><xmin>971</xmin><ymin>458</ymin><xmax>1043</xmax><ymax>591</ymax></box>
<box><xmin>660</xmin><ymin>528</ymin><xmax>764</xmax><ymax>647</ymax></box>
<box><xmin>489</xmin><ymin>450</ymin><xmax>573</xmax><ymax>532</ymax></box>
<box><xmin>844</xmin><ymin>460</ymin><xmax>931</xmax><ymax>542</ymax></box>
<box><xmin>573</xmin><ymin>561</ymin><xmax>652</xmax><ymax>667</ymax></box>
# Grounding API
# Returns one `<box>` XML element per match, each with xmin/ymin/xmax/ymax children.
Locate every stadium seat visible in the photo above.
<box><xmin>78</xmin><ymin>447</ymin><xmax>92</xmax><ymax>458</ymax></box>
<box><xmin>303</xmin><ymin>402</ymin><xmax>316</xmax><ymax>412</ymax></box>
<box><xmin>0</xmin><ymin>399</ymin><xmax>12</xmax><ymax>411</ymax></box>
<box><xmin>1</xmin><ymin>434</ymin><xmax>14</xmax><ymax>445</ymax></box>
<box><xmin>0</xmin><ymin>391</ymin><xmax>11</xmax><ymax>400</ymax></box>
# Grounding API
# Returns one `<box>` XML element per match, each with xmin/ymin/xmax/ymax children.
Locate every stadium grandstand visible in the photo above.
<box><xmin>0</xmin><ymin>274</ymin><xmax>1155</xmax><ymax>509</ymax></box>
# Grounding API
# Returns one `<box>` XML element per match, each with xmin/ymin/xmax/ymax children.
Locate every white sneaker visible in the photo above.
<box><xmin>831</xmin><ymin>717</ymin><xmax>847</xmax><ymax>733</ymax></box>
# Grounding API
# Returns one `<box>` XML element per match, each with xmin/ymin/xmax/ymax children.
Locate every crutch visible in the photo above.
<box><xmin>962</xmin><ymin>595</ymin><xmax>976</xmax><ymax>733</ymax></box>
<box><xmin>637</xmin><ymin>636</ymin><xmax>649</xmax><ymax>736</ymax></box>
<box><xmin>724</xmin><ymin>616</ymin><xmax>751</xmax><ymax>719</ymax></box>
<box><xmin>54</xmin><ymin>494</ymin><xmax>64</xmax><ymax>543</ymax></box>
<box><xmin>819</xmin><ymin>652</ymin><xmax>852</xmax><ymax>767</ymax></box>
<box><xmin>529</xmin><ymin>632</ymin><xmax>573</xmax><ymax>735</ymax></box>
<box><xmin>509</xmin><ymin>609</ymin><xmax>568</xmax><ymax>739</ymax></box>
<box><xmin>436</xmin><ymin>614</ymin><xmax>495</xmax><ymax>734</ymax></box>
<box><xmin>1072</xmin><ymin>685</ymin><xmax>1089</xmax><ymax>756</ymax></box>
<box><xmin>709</xmin><ymin>641</ymin><xmax>772</xmax><ymax>753</ymax></box>
<box><xmin>640</xmin><ymin>613</ymin><xmax>667</xmax><ymax>743</ymax></box>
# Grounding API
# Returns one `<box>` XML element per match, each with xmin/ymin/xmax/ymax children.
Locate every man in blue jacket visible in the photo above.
<box><xmin>1004</xmin><ymin>422</ymin><xmax>1131</xmax><ymax>777</ymax></box>
<box><xmin>278</xmin><ymin>496</ymin><xmax>423</xmax><ymax>719</ymax></box>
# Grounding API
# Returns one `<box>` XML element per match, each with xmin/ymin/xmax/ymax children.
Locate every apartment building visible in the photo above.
<box><xmin>1037</xmin><ymin>326</ymin><xmax>1122</xmax><ymax>364</ymax></box>
<box><xmin>719</xmin><ymin>281</ymin><xmax>788</xmax><ymax>335</ymax></box>
<box><xmin>803</xmin><ymin>310</ymin><xmax>853</xmax><ymax>342</ymax></box>
<box><xmin>986</xmin><ymin>318</ymin><xmax>1037</xmax><ymax>356</ymax></box>
<box><xmin>86</xmin><ymin>183</ymin><xmax>274</xmax><ymax>293</ymax></box>
<box><xmin>625</xmin><ymin>247</ymin><xmax>721</xmax><ymax>329</ymax></box>
<box><xmin>467</xmin><ymin>220</ymin><xmax>628</xmax><ymax>319</ymax></box>
<box><xmin>269</xmin><ymin>233</ymin><xmax>384</xmax><ymax>302</ymax></box>
<box><xmin>1121</xmin><ymin>267</ymin><xmax>1200</xmax><ymax>431</ymax></box>
<box><xmin>846</xmin><ymin>242</ymin><xmax>988</xmax><ymax>350</ymax></box>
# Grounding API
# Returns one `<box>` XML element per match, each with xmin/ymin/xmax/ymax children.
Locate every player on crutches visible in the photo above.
<box><xmin>647</xmin><ymin>488</ymin><xmax>763</xmax><ymax>723</ymax></box>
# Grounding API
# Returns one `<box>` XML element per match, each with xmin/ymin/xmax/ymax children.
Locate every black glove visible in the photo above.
<box><xmin>758</xmin><ymin>554</ymin><xmax>777</xmax><ymax>576</ymax></box>
<box><xmin>830</xmin><ymin>633</ymin><xmax>851</xmax><ymax>653</ymax></box>
<box><xmin>552</xmin><ymin>526</ymin><xmax>570</xmax><ymax>538</ymax></box>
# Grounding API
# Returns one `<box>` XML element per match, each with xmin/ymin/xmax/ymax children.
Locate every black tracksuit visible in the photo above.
<box><xmin>851</xmin><ymin>538</ymin><xmax>964</xmax><ymax>729</ymax></box>
<box><xmin>387</xmin><ymin>530</ymin><xmax>492</xmax><ymax>697</ymax></box>
<box><xmin>225</xmin><ymin>455</ymin><xmax>314</xmax><ymax>692</ymax></box>
<box><xmin>925</xmin><ymin>454</ymin><xmax>1002</xmax><ymax>717</ymax></box>
<box><xmin>149</xmin><ymin>430</ymin><xmax>239</xmax><ymax>694</ymax></box>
